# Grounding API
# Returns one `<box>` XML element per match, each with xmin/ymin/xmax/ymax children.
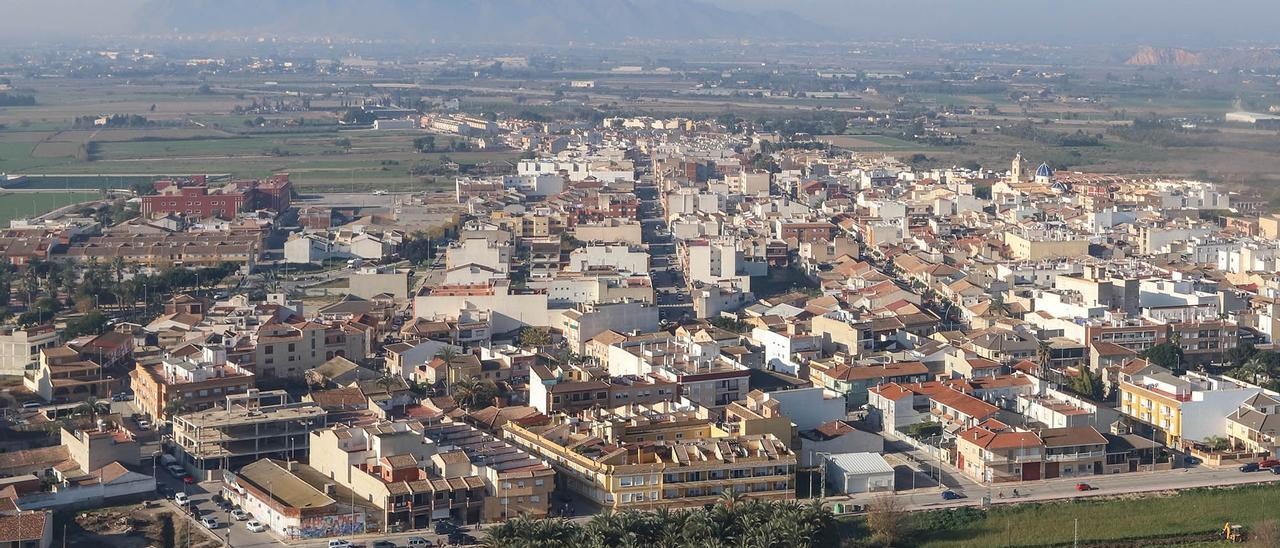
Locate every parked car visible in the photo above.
<box><xmin>1272</xmin><ymin>466</ymin><xmax>1280</xmax><ymax>475</ymax></box>
<box><xmin>182</xmin><ymin>474</ymin><xmax>196</xmax><ymax>485</ymax></box>
<box><xmin>246</xmin><ymin>520</ymin><xmax>267</xmax><ymax>533</ymax></box>
<box><xmin>1258</xmin><ymin>459</ymin><xmax>1280</xmax><ymax>469</ymax></box>
<box><xmin>1075</xmin><ymin>483</ymin><xmax>1093</xmax><ymax>491</ymax></box>
<box><xmin>405</xmin><ymin>538</ymin><xmax>433</xmax><ymax>548</ymax></box>
<box><xmin>21</xmin><ymin>401</ymin><xmax>41</xmax><ymax>409</ymax></box>
<box><xmin>174</xmin><ymin>492</ymin><xmax>189</xmax><ymax>505</ymax></box>
<box><xmin>1240</xmin><ymin>462</ymin><xmax>1260</xmax><ymax>473</ymax></box>
<box><xmin>372</xmin><ymin>542</ymin><xmax>398</xmax><ymax>548</ymax></box>
<box><xmin>165</xmin><ymin>465</ymin><xmax>185</xmax><ymax>478</ymax></box>
<box><xmin>201</xmin><ymin>517</ymin><xmax>219</xmax><ymax>529</ymax></box>
<box><xmin>433</xmin><ymin>521</ymin><xmax>458</xmax><ymax>535</ymax></box>
<box><xmin>941</xmin><ymin>490</ymin><xmax>963</xmax><ymax>500</ymax></box>
<box><xmin>1183</xmin><ymin>456</ymin><xmax>1201</xmax><ymax>465</ymax></box>
<box><xmin>231</xmin><ymin>509</ymin><xmax>249</xmax><ymax>521</ymax></box>
<box><xmin>328</xmin><ymin>541</ymin><xmax>353</xmax><ymax>548</ymax></box>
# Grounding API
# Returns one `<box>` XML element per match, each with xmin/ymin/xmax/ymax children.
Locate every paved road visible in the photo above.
<box><xmin>636</xmin><ymin>183</ymin><xmax>691</xmax><ymax>321</ymax></box>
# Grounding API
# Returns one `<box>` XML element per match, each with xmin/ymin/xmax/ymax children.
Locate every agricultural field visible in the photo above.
<box><xmin>912</xmin><ymin>485</ymin><xmax>1280</xmax><ymax>547</ymax></box>
<box><xmin>0</xmin><ymin>78</ymin><xmax>520</xmax><ymax>192</ymax></box>
<box><xmin>0</xmin><ymin>190</ymin><xmax>102</xmax><ymax>225</ymax></box>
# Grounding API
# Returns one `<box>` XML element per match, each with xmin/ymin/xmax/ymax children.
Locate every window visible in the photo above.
<box><xmin>534</xmin><ymin>479</ymin><xmax>544</xmax><ymax>486</ymax></box>
<box><xmin>265</xmin><ymin>346</ymin><xmax>274</xmax><ymax>355</ymax></box>
<box><xmin>530</xmin><ymin>495</ymin><xmax>540</xmax><ymax>503</ymax></box>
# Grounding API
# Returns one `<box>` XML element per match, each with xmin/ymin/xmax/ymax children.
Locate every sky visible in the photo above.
<box><xmin>0</xmin><ymin>0</ymin><xmax>1274</xmax><ymax>48</ymax></box>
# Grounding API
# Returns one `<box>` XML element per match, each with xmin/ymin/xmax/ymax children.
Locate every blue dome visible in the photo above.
<box><xmin>1035</xmin><ymin>163</ymin><xmax>1053</xmax><ymax>178</ymax></box>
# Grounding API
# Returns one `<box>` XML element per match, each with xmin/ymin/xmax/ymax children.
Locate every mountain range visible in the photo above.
<box><xmin>132</xmin><ymin>0</ymin><xmax>832</xmax><ymax>43</ymax></box>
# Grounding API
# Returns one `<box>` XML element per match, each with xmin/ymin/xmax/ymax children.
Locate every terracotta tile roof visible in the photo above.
<box><xmin>0</xmin><ymin>511</ymin><xmax>47</xmax><ymax>542</ymax></box>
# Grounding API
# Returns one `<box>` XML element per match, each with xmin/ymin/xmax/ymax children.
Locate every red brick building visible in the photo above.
<box><xmin>141</xmin><ymin>174</ymin><xmax>292</xmax><ymax>219</ymax></box>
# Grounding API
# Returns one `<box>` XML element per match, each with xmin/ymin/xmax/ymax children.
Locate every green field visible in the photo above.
<box><xmin>911</xmin><ymin>485</ymin><xmax>1280</xmax><ymax>547</ymax></box>
<box><xmin>0</xmin><ymin>191</ymin><xmax>101</xmax><ymax>225</ymax></box>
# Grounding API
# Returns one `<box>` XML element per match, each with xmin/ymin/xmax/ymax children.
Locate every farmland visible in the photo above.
<box><xmin>911</xmin><ymin>485</ymin><xmax>1280</xmax><ymax>547</ymax></box>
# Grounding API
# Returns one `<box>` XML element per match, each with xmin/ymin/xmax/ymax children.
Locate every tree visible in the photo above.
<box><xmin>1226</xmin><ymin>343</ymin><xmax>1258</xmax><ymax>369</ymax></box>
<box><xmin>451</xmin><ymin>377</ymin><xmax>499</xmax><ymax>410</ymax></box>
<box><xmin>63</xmin><ymin>310</ymin><xmax>107</xmax><ymax>338</ymax></box>
<box><xmin>867</xmin><ymin>493</ymin><xmax>911</xmax><ymax>547</ymax></box>
<box><xmin>74</xmin><ymin>397</ymin><xmax>110</xmax><ymax>422</ymax></box>
<box><xmin>518</xmin><ymin>327</ymin><xmax>552</xmax><ymax>347</ymax></box>
<box><xmin>1143</xmin><ymin>342</ymin><xmax>1184</xmax><ymax>372</ymax></box>
<box><xmin>163</xmin><ymin>400</ymin><xmax>191</xmax><ymax>419</ymax></box>
<box><xmin>1070</xmin><ymin>366</ymin><xmax>1105</xmax><ymax>401</ymax></box>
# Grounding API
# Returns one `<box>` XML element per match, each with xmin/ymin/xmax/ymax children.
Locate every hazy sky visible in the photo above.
<box><xmin>0</xmin><ymin>0</ymin><xmax>1274</xmax><ymax>47</ymax></box>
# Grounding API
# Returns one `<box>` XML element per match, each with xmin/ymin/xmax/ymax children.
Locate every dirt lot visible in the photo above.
<box><xmin>68</xmin><ymin>502</ymin><xmax>221</xmax><ymax>548</ymax></box>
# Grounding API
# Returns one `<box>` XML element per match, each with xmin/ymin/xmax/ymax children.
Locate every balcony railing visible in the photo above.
<box><xmin>1044</xmin><ymin>450</ymin><xmax>1105</xmax><ymax>462</ymax></box>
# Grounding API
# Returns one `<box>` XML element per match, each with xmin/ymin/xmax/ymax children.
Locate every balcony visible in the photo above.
<box><xmin>1045</xmin><ymin>450</ymin><xmax>1105</xmax><ymax>463</ymax></box>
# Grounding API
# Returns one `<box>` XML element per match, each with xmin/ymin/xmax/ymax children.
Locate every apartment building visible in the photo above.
<box><xmin>129</xmin><ymin>344</ymin><xmax>255</xmax><ymax>421</ymax></box>
<box><xmin>528</xmin><ymin>364</ymin><xmax>677</xmax><ymax>415</ymax></box>
<box><xmin>504</xmin><ymin>420</ymin><xmax>795</xmax><ymax>510</ymax></box>
<box><xmin>559</xmin><ymin>301</ymin><xmax>660</xmax><ymax>353</ymax></box>
<box><xmin>1118</xmin><ymin>360</ymin><xmax>1268</xmax><ymax>447</ymax></box>
<box><xmin>171</xmin><ymin>389</ymin><xmax>328</xmax><ymax>479</ymax></box>
<box><xmin>809</xmin><ymin>356</ymin><xmax>929</xmax><ymax>409</ymax></box>
<box><xmin>251</xmin><ymin>320</ymin><xmax>366</xmax><ymax>380</ymax></box>
<box><xmin>421</xmin><ymin>420</ymin><xmax>555</xmax><ymax>521</ymax></box>
<box><xmin>308</xmin><ymin>422</ymin><xmax>488</xmax><ymax>529</ymax></box>
<box><xmin>0</xmin><ymin>325</ymin><xmax>59</xmax><ymax>377</ymax></box>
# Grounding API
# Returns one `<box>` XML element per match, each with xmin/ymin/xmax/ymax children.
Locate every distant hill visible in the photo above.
<box><xmin>1125</xmin><ymin>46</ymin><xmax>1200</xmax><ymax>66</ymax></box>
<box><xmin>1126</xmin><ymin>45</ymin><xmax>1280</xmax><ymax>68</ymax></box>
<box><xmin>133</xmin><ymin>0</ymin><xmax>832</xmax><ymax>43</ymax></box>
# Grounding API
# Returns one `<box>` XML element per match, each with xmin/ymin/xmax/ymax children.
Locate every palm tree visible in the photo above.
<box><xmin>450</xmin><ymin>377</ymin><xmax>497</xmax><ymax>410</ymax></box>
<box><xmin>74</xmin><ymin>397</ymin><xmax>110</xmax><ymax>422</ymax></box>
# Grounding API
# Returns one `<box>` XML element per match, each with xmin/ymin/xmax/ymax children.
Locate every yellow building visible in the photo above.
<box><xmin>1004</xmin><ymin>232</ymin><xmax>1089</xmax><ymax>261</ymax></box>
<box><xmin>1119</xmin><ymin>360</ymin><xmax>1268</xmax><ymax>447</ymax></box>
<box><xmin>503</xmin><ymin>419</ymin><xmax>795</xmax><ymax>510</ymax></box>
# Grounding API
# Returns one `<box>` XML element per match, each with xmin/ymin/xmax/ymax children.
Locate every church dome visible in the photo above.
<box><xmin>1035</xmin><ymin>162</ymin><xmax>1053</xmax><ymax>178</ymax></box>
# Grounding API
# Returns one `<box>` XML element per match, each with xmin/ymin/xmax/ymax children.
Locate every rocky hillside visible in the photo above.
<box><xmin>1125</xmin><ymin>46</ymin><xmax>1201</xmax><ymax>66</ymax></box>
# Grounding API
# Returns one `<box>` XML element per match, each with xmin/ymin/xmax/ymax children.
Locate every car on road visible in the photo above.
<box><xmin>372</xmin><ymin>541</ymin><xmax>397</xmax><ymax>548</ymax></box>
<box><xmin>1075</xmin><ymin>483</ymin><xmax>1093</xmax><ymax>491</ymax></box>
<box><xmin>174</xmin><ymin>492</ymin><xmax>189</xmax><ymax>505</ymax></box>
<box><xmin>328</xmin><ymin>540</ymin><xmax>353</xmax><ymax>548</ymax></box>
<box><xmin>1240</xmin><ymin>462</ymin><xmax>1261</xmax><ymax>473</ymax></box>
<box><xmin>21</xmin><ymin>401</ymin><xmax>41</xmax><ymax>409</ymax></box>
<box><xmin>246</xmin><ymin>520</ymin><xmax>267</xmax><ymax>533</ymax></box>
<box><xmin>1183</xmin><ymin>455</ymin><xmax>1201</xmax><ymax>465</ymax></box>
<box><xmin>1272</xmin><ymin>466</ymin><xmax>1280</xmax><ymax>475</ymax></box>
<box><xmin>231</xmin><ymin>509</ymin><xmax>249</xmax><ymax>521</ymax></box>
<box><xmin>941</xmin><ymin>490</ymin><xmax>963</xmax><ymax>500</ymax></box>
<box><xmin>165</xmin><ymin>464</ymin><xmax>185</xmax><ymax>478</ymax></box>
<box><xmin>406</xmin><ymin>538</ymin><xmax>433</xmax><ymax>547</ymax></box>
<box><xmin>182</xmin><ymin>474</ymin><xmax>195</xmax><ymax>484</ymax></box>
<box><xmin>201</xmin><ymin>517</ymin><xmax>219</xmax><ymax>529</ymax></box>
<box><xmin>448</xmin><ymin>532</ymin><xmax>477</xmax><ymax>546</ymax></box>
<box><xmin>433</xmin><ymin>521</ymin><xmax>457</xmax><ymax>535</ymax></box>
<box><xmin>1258</xmin><ymin>459</ymin><xmax>1280</xmax><ymax>469</ymax></box>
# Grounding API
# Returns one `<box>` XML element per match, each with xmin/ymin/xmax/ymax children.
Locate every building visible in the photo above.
<box><xmin>559</xmin><ymin>301</ymin><xmax>660</xmax><ymax>354</ymax></box>
<box><xmin>528</xmin><ymin>364</ymin><xmax>677</xmax><ymax>416</ymax></box>
<box><xmin>171</xmin><ymin>389</ymin><xmax>328</xmax><ymax>479</ymax></box>
<box><xmin>1224</xmin><ymin>393</ymin><xmax>1280</xmax><ymax>456</ymax></box>
<box><xmin>1118</xmin><ymin>361</ymin><xmax>1270</xmax><ymax>447</ymax></box>
<box><xmin>955</xmin><ymin>420</ymin><xmax>1045</xmax><ymax>483</ymax></box>
<box><xmin>223</xmin><ymin>459</ymin><xmax>365</xmax><ymax>540</ymax></box>
<box><xmin>141</xmin><ymin>175</ymin><xmax>292</xmax><ymax>219</ymax></box>
<box><xmin>504</xmin><ymin>420</ymin><xmax>795</xmax><ymax>511</ymax></box>
<box><xmin>822</xmin><ymin>452</ymin><xmax>894</xmax><ymax>495</ymax></box>
<box><xmin>307</xmin><ymin>422</ymin><xmax>489</xmax><ymax>529</ymax></box>
<box><xmin>23</xmin><ymin>346</ymin><xmax>117</xmax><ymax>403</ymax></box>
<box><xmin>129</xmin><ymin>343</ymin><xmax>255</xmax><ymax>422</ymax></box>
<box><xmin>0</xmin><ymin>325</ymin><xmax>58</xmax><ymax>377</ymax></box>
<box><xmin>421</xmin><ymin>420</ymin><xmax>555</xmax><ymax>522</ymax></box>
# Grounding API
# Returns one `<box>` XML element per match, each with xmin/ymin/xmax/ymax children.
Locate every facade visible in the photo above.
<box><xmin>504</xmin><ymin>420</ymin><xmax>795</xmax><ymax>511</ymax></box>
<box><xmin>129</xmin><ymin>344</ymin><xmax>255</xmax><ymax>421</ymax></box>
<box><xmin>1118</xmin><ymin>361</ymin><xmax>1267</xmax><ymax>447</ymax></box>
<box><xmin>0</xmin><ymin>325</ymin><xmax>58</xmax><ymax>377</ymax></box>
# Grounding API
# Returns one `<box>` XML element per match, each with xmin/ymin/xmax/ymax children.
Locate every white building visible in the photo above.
<box><xmin>560</xmin><ymin>301</ymin><xmax>660</xmax><ymax>353</ymax></box>
<box><xmin>823</xmin><ymin>453</ymin><xmax>895</xmax><ymax>495</ymax></box>
<box><xmin>0</xmin><ymin>325</ymin><xmax>59</xmax><ymax>377</ymax></box>
<box><xmin>567</xmin><ymin>245</ymin><xmax>650</xmax><ymax>274</ymax></box>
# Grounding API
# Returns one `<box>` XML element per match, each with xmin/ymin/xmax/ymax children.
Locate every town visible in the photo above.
<box><xmin>2</xmin><ymin>2</ymin><xmax>1280</xmax><ymax>548</ymax></box>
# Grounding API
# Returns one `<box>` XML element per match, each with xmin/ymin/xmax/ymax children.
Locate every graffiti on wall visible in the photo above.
<box><xmin>288</xmin><ymin>512</ymin><xmax>366</xmax><ymax>539</ymax></box>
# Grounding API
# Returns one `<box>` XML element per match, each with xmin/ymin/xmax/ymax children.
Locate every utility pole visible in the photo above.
<box><xmin>1074</xmin><ymin>517</ymin><xmax>1079</xmax><ymax>548</ymax></box>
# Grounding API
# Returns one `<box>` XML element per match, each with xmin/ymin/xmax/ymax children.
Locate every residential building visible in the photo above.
<box><xmin>130</xmin><ymin>343</ymin><xmax>255</xmax><ymax>421</ymax></box>
<box><xmin>0</xmin><ymin>325</ymin><xmax>58</xmax><ymax>377</ymax></box>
